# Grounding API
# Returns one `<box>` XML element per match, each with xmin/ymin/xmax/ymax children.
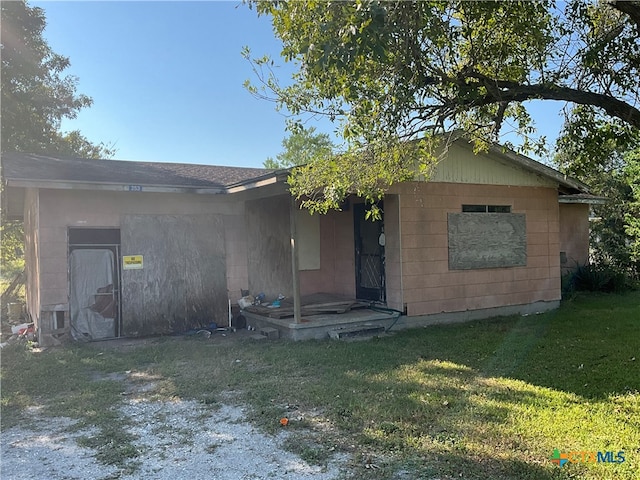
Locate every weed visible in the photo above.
<box><xmin>282</xmin><ymin>436</ymin><xmax>332</xmax><ymax>466</ymax></box>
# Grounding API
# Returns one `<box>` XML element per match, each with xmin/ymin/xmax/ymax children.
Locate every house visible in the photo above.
<box><xmin>2</xmin><ymin>140</ymin><xmax>602</xmax><ymax>344</ymax></box>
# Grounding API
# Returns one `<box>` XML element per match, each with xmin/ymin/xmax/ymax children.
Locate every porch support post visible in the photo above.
<box><xmin>290</xmin><ymin>196</ymin><xmax>302</xmax><ymax>323</ymax></box>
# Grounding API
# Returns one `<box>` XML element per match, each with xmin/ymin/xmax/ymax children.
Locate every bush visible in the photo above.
<box><xmin>563</xmin><ymin>263</ymin><xmax>636</xmax><ymax>295</ymax></box>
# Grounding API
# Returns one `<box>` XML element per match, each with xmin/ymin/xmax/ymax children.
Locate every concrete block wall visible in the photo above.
<box><xmin>299</xmin><ymin>209</ymin><xmax>356</xmax><ymax>298</ymax></box>
<box><xmin>37</xmin><ymin>226</ymin><xmax>68</xmax><ymax>306</ymax></box>
<box><xmin>383</xmin><ymin>195</ymin><xmax>403</xmax><ymax>311</ymax></box>
<box><xmin>27</xmin><ymin>180</ymin><xmax>572</xmax><ymax>331</ymax></box>
<box><xmin>389</xmin><ymin>182</ymin><xmax>561</xmax><ymax>316</ymax></box>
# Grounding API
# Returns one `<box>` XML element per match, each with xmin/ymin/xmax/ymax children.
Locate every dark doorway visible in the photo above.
<box><xmin>68</xmin><ymin>228</ymin><xmax>121</xmax><ymax>340</ymax></box>
<box><xmin>354</xmin><ymin>202</ymin><xmax>385</xmax><ymax>302</ymax></box>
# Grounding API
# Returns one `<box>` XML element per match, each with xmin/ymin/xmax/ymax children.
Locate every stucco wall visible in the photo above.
<box><xmin>35</xmin><ymin>188</ymin><xmax>248</xmax><ymax>330</ymax></box>
<box><xmin>389</xmin><ymin>182</ymin><xmax>561</xmax><ymax>316</ymax></box>
<box><xmin>559</xmin><ymin>203</ymin><xmax>590</xmax><ymax>272</ymax></box>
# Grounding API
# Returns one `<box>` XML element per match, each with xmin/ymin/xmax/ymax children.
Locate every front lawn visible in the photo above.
<box><xmin>2</xmin><ymin>291</ymin><xmax>638</xmax><ymax>479</ymax></box>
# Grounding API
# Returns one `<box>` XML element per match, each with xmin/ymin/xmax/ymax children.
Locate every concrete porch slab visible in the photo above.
<box><xmin>241</xmin><ymin>308</ymin><xmax>401</xmax><ymax>341</ymax></box>
<box><xmin>240</xmin><ymin>300</ymin><xmax>560</xmax><ymax>341</ymax></box>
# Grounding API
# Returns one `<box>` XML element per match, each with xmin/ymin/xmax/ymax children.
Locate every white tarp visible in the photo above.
<box><xmin>69</xmin><ymin>249</ymin><xmax>116</xmax><ymax>341</ymax></box>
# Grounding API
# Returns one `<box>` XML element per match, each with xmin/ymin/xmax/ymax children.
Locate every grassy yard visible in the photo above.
<box><xmin>2</xmin><ymin>291</ymin><xmax>639</xmax><ymax>479</ymax></box>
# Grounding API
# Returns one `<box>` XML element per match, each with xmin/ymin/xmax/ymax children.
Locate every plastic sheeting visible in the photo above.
<box><xmin>69</xmin><ymin>249</ymin><xmax>116</xmax><ymax>341</ymax></box>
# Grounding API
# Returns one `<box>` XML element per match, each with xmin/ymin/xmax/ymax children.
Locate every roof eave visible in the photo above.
<box><xmin>225</xmin><ymin>169</ymin><xmax>289</xmax><ymax>193</ymax></box>
<box><xmin>4</xmin><ymin>178</ymin><xmax>227</xmax><ymax>194</ymax></box>
<box><xmin>558</xmin><ymin>195</ymin><xmax>607</xmax><ymax>205</ymax></box>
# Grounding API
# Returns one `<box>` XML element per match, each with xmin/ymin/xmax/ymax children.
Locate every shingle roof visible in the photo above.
<box><xmin>2</xmin><ymin>152</ymin><xmax>274</xmax><ymax>190</ymax></box>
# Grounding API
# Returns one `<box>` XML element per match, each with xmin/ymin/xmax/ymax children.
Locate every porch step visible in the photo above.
<box><xmin>328</xmin><ymin>324</ymin><xmax>386</xmax><ymax>340</ymax></box>
<box><xmin>259</xmin><ymin>327</ymin><xmax>280</xmax><ymax>340</ymax></box>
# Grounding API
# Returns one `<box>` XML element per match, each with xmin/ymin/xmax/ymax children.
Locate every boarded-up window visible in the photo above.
<box><xmin>448</xmin><ymin>213</ymin><xmax>526</xmax><ymax>270</ymax></box>
<box><xmin>297</xmin><ymin>209</ymin><xmax>321</xmax><ymax>270</ymax></box>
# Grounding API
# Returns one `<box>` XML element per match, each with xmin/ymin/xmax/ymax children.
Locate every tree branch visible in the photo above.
<box><xmin>462</xmin><ymin>77</ymin><xmax>640</xmax><ymax>129</ymax></box>
<box><xmin>608</xmin><ymin>1</ymin><xmax>640</xmax><ymax>31</ymax></box>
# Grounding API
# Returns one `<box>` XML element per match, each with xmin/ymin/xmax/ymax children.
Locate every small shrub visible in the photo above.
<box><xmin>564</xmin><ymin>263</ymin><xmax>635</xmax><ymax>293</ymax></box>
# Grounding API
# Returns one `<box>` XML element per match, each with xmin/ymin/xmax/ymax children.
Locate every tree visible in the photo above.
<box><xmin>1</xmin><ymin>0</ymin><xmax>114</xmax><ymax>157</ymax></box>
<box><xmin>625</xmin><ymin>149</ymin><xmax>640</xmax><ymax>269</ymax></box>
<box><xmin>246</xmin><ymin>0</ymin><xmax>640</xmax><ymax>212</ymax></box>
<box><xmin>555</xmin><ymin>109</ymin><xmax>640</xmax><ymax>278</ymax></box>
<box><xmin>264</xmin><ymin>127</ymin><xmax>334</xmax><ymax>169</ymax></box>
<box><xmin>1</xmin><ymin>1</ymin><xmax>114</xmax><ymax>279</ymax></box>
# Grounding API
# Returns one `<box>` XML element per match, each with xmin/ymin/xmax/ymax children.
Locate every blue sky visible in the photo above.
<box><xmin>33</xmin><ymin>0</ymin><xmax>319</xmax><ymax>168</ymax></box>
<box><xmin>34</xmin><ymin>1</ymin><xmax>565</xmax><ymax>168</ymax></box>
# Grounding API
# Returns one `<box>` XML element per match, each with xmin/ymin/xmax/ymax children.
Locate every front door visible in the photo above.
<box><xmin>354</xmin><ymin>203</ymin><xmax>385</xmax><ymax>302</ymax></box>
<box><xmin>68</xmin><ymin>228</ymin><xmax>121</xmax><ymax>341</ymax></box>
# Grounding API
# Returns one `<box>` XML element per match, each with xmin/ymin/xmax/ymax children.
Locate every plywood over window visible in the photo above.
<box><xmin>297</xmin><ymin>209</ymin><xmax>321</xmax><ymax>270</ymax></box>
<box><xmin>448</xmin><ymin>213</ymin><xmax>527</xmax><ymax>269</ymax></box>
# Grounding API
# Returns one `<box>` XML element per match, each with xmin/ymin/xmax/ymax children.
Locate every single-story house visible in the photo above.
<box><xmin>2</xmin><ymin>140</ymin><xmax>603</xmax><ymax>344</ymax></box>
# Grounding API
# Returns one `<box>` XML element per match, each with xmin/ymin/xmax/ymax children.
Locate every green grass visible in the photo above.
<box><xmin>1</xmin><ymin>291</ymin><xmax>638</xmax><ymax>479</ymax></box>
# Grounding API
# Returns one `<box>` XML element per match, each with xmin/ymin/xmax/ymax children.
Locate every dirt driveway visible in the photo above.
<box><xmin>0</xmin><ymin>335</ymin><xmax>352</xmax><ymax>480</ymax></box>
<box><xmin>1</xmin><ymin>401</ymin><xmax>350</xmax><ymax>480</ymax></box>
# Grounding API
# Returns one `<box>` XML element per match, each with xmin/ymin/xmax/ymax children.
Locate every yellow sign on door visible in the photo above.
<box><xmin>122</xmin><ymin>255</ymin><xmax>143</xmax><ymax>270</ymax></box>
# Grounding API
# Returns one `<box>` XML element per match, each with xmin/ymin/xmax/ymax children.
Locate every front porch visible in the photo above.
<box><xmin>240</xmin><ymin>293</ymin><xmax>401</xmax><ymax>341</ymax></box>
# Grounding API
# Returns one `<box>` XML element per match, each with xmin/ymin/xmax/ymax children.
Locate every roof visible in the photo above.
<box><xmin>2</xmin><ymin>143</ymin><xmax>591</xmax><ymax>197</ymax></box>
<box><xmin>2</xmin><ymin>152</ymin><xmax>278</xmax><ymax>193</ymax></box>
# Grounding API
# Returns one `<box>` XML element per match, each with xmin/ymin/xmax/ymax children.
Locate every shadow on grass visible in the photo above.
<box><xmin>386</xmin><ymin>291</ymin><xmax>640</xmax><ymax>400</ymax></box>
<box><xmin>395</xmin><ymin>450</ymin><xmax>568</xmax><ymax>480</ymax></box>
<box><xmin>277</xmin><ymin>337</ymin><xmax>635</xmax><ymax>479</ymax></box>
<box><xmin>231</xmin><ymin>292</ymin><xmax>639</xmax><ymax>479</ymax></box>
<box><xmin>316</xmin><ymin>358</ymin><xmax>561</xmax><ymax>479</ymax></box>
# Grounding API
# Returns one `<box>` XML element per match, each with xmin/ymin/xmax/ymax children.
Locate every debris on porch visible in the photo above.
<box><xmin>240</xmin><ymin>293</ymin><xmax>401</xmax><ymax>341</ymax></box>
<box><xmin>242</xmin><ymin>293</ymin><xmax>370</xmax><ymax>320</ymax></box>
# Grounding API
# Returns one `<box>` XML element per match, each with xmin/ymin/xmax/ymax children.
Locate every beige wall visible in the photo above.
<box><xmin>383</xmin><ymin>195</ymin><xmax>402</xmax><ymax>311</ymax></box>
<box><xmin>27</xmin><ymin>178</ymin><xmax>571</xmax><ymax>327</ymax></box>
<box><xmin>23</xmin><ymin>188</ymin><xmax>41</xmax><ymax>326</ymax></box>
<box><xmin>299</xmin><ymin>208</ymin><xmax>355</xmax><ymax>298</ymax></box>
<box><xmin>224</xmin><ymin>214</ymin><xmax>249</xmax><ymax>302</ymax></box>
<box><xmin>389</xmin><ymin>182</ymin><xmax>561</xmax><ymax>316</ymax></box>
<box><xmin>297</xmin><ymin>196</ymin><xmax>400</xmax><ymax>304</ymax></box>
<box><xmin>35</xmin><ymin>188</ymin><xmax>249</xmax><ymax>311</ymax></box>
<box><xmin>245</xmin><ymin>195</ymin><xmax>293</xmax><ymax>299</ymax></box>
<box><xmin>559</xmin><ymin>203</ymin><xmax>590</xmax><ymax>272</ymax></box>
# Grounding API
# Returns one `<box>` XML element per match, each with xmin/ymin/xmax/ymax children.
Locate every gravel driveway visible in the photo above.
<box><xmin>1</xmin><ymin>392</ymin><xmax>350</xmax><ymax>480</ymax></box>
